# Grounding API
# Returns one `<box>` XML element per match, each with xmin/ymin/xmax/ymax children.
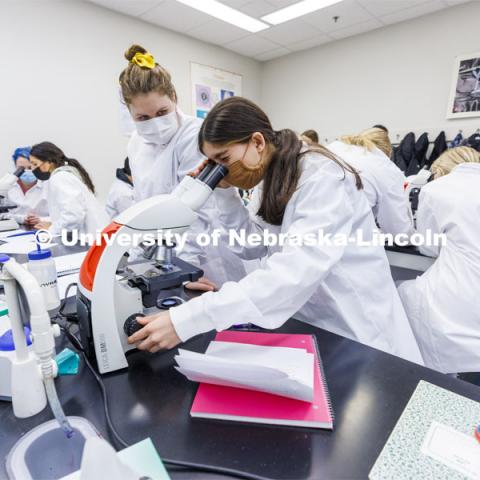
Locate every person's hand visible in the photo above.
<box><xmin>24</xmin><ymin>214</ymin><xmax>40</xmax><ymax>226</ymax></box>
<box><xmin>185</xmin><ymin>275</ymin><xmax>217</xmax><ymax>292</ymax></box>
<box><xmin>189</xmin><ymin>159</ymin><xmax>231</xmax><ymax>189</ymax></box>
<box><xmin>34</xmin><ymin>221</ymin><xmax>52</xmax><ymax>230</ymax></box>
<box><xmin>127</xmin><ymin>311</ymin><xmax>181</xmax><ymax>353</ymax></box>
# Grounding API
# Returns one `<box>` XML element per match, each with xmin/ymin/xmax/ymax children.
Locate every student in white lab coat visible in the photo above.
<box><xmin>6</xmin><ymin>147</ymin><xmax>49</xmax><ymax>226</ymax></box>
<box><xmin>105</xmin><ymin>157</ymin><xmax>134</xmax><ymax>219</ymax></box>
<box><xmin>128</xmin><ymin>97</ymin><xmax>423</xmax><ymax>365</ymax></box>
<box><xmin>328</xmin><ymin>127</ymin><xmax>414</xmax><ymax>237</ymax></box>
<box><xmin>29</xmin><ymin>142</ymin><xmax>108</xmax><ymax>236</ymax></box>
<box><xmin>398</xmin><ymin>146</ymin><xmax>480</xmax><ymax>374</ymax></box>
<box><xmin>119</xmin><ymin>44</ymin><xmax>245</xmax><ymax>290</ymax></box>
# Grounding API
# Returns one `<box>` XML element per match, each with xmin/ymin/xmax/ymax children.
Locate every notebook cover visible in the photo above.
<box><xmin>190</xmin><ymin>331</ymin><xmax>334</xmax><ymax>429</ymax></box>
<box><xmin>369</xmin><ymin>380</ymin><xmax>480</xmax><ymax>480</ymax></box>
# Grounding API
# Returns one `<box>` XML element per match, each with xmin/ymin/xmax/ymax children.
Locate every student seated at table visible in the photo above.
<box><xmin>127</xmin><ymin>97</ymin><xmax>423</xmax><ymax>366</ymax></box>
<box><xmin>4</xmin><ymin>146</ymin><xmax>49</xmax><ymax>226</ymax></box>
<box><xmin>328</xmin><ymin>127</ymin><xmax>414</xmax><ymax>237</ymax></box>
<box><xmin>398</xmin><ymin>147</ymin><xmax>480</xmax><ymax>374</ymax></box>
<box><xmin>105</xmin><ymin>157</ymin><xmax>134</xmax><ymax>219</ymax></box>
<box><xmin>29</xmin><ymin>142</ymin><xmax>108</xmax><ymax>236</ymax></box>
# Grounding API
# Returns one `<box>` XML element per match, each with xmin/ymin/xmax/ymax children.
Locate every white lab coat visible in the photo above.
<box><xmin>128</xmin><ymin>109</ymin><xmax>204</xmax><ymax>202</ymax></box>
<box><xmin>128</xmin><ymin>109</ymin><xmax>247</xmax><ymax>286</ymax></box>
<box><xmin>47</xmin><ymin>166</ymin><xmax>109</xmax><ymax>236</ymax></box>
<box><xmin>105</xmin><ymin>177</ymin><xmax>134</xmax><ymax>219</ymax></box>
<box><xmin>328</xmin><ymin>141</ymin><xmax>414</xmax><ymax>236</ymax></box>
<box><xmin>6</xmin><ymin>181</ymin><xmax>49</xmax><ymax>224</ymax></box>
<box><xmin>170</xmin><ymin>151</ymin><xmax>423</xmax><ymax>365</ymax></box>
<box><xmin>398</xmin><ymin>163</ymin><xmax>480</xmax><ymax>373</ymax></box>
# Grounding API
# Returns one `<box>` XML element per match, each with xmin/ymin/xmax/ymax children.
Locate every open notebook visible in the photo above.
<box><xmin>181</xmin><ymin>331</ymin><xmax>333</xmax><ymax>429</ymax></box>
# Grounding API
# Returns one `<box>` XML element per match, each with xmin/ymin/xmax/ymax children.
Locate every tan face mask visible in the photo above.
<box><xmin>224</xmin><ymin>141</ymin><xmax>268</xmax><ymax>190</ymax></box>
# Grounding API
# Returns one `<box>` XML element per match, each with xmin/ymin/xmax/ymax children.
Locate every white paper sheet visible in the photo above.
<box><xmin>0</xmin><ymin>235</ymin><xmax>57</xmax><ymax>254</ymax></box>
<box><xmin>421</xmin><ymin>421</ymin><xmax>480</xmax><ymax>479</ymax></box>
<box><xmin>175</xmin><ymin>342</ymin><xmax>314</xmax><ymax>402</ymax></box>
<box><xmin>0</xmin><ymin>228</ymin><xmax>25</xmax><ymax>239</ymax></box>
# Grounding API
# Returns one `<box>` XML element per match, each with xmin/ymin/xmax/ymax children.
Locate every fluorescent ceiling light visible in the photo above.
<box><xmin>175</xmin><ymin>0</ymin><xmax>270</xmax><ymax>33</ymax></box>
<box><xmin>262</xmin><ymin>0</ymin><xmax>343</xmax><ymax>25</ymax></box>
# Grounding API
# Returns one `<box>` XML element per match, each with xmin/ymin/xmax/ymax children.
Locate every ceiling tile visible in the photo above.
<box><xmin>139</xmin><ymin>0</ymin><xmax>212</xmax><ymax>32</ymax></box>
<box><xmin>303</xmin><ymin>0</ymin><xmax>374</xmax><ymax>33</ymax></box>
<box><xmin>329</xmin><ymin>17</ymin><xmax>383</xmax><ymax>39</ymax></box>
<box><xmin>259</xmin><ymin>18</ymin><xmax>322</xmax><ymax>45</ymax></box>
<box><xmin>220</xmin><ymin>0</ymin><xmax>253</xmax><ymax>8</ymax></box>
<box><xmin>89</xmin><ymin>0</ymin><xmax>164</xmax><ymax>17</ymax></box>
<box><xmin>238</xmin><ymin>0</ymin><xmax>278</xmax><ymax>17</ymax></box>
<box><xmin>265</xmin><ymin>0</ymin><xmax>304</xmax><ymax>8</ymax></box>
<box><xmin>186</xmin><ymin>18</ymin><xmax>250</xmax><ymax>44</ymax></box>
<box><xmin>254</xmin><ymin>46</ymin><xmax>292</xmax><ymax>62</ymax></box>
<box><xmin>287</xmin><ymin>33</ymin><xmax>332</xmax><ymax>51</ymax></box>
<box><xmin>357</xmin><ymin>0</ymin><xmax>435</xmax><ymax>18</ymax></box>
<box><xmin>380</xmin><ymin>1</ymin><xmax>448</xmax><ymax>25</ymax></box>
<box><xmin>225</xmin><ymin>35</ymin><xmax>280</xmax><ymax>56</ymax></box>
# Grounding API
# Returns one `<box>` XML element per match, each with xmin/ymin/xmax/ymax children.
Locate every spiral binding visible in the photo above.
<box><xmin>310</xmin><ymin>334</ymin><xmax>335</xmax><ymax>425</ymax></box>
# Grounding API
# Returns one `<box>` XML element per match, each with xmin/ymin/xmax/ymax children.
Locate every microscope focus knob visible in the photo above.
<box><xmin>123</xmin><ymin>313</ymin><xmax>146</xmax><ymax>337</ymax></box>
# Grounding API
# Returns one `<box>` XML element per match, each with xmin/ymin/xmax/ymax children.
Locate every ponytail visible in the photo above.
<box><xmin>257</xmin><ymin>129</ymin><xmax>302</xmax><ymax>225</ymax></box>
<box><xmin>64</xmin><ymin>157</ymin><xmax>96</xmax><ymax>194</ymax></box>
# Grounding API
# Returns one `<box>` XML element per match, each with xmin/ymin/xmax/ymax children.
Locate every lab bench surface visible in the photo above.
<box><xmin>385</xmin><ymin>244</ymin><xmax>435</xmax><ymax>274</ymax></box>
<box><xmin>1</xmin><ymin>318</ymin><xmax>480</xmax><ymax>480</ymax></box>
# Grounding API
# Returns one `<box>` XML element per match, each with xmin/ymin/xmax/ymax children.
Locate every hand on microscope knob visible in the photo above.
<box><xmin>189</xmin><ymin>159</ymin><xmax>231</xmax><ymax>189</ymax></box>
<box><xmin>185</xmin><ymin>275</ymin><xmax>218</xmax><ymax>292</ymax></box>
<box><xmin>127</xmin><ymin>311</ymin><xmax>181</xmax><ymax>353</ymax></box>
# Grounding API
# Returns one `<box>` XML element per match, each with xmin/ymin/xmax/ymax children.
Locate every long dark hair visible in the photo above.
<box><xmin>30</xmin><ymin>142</ymin><xmax>96</xmax><ymax>194</ymax></box>
<box><xmin>199</xmin><ymin>97</ymin><xmax>362</xmax><ymax>225</ymax></box>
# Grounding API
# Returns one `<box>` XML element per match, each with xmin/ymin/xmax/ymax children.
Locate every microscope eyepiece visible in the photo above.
<box><xmin>197</xmin><ymin>162</ymin><xmax>228</xmax><ymax>190</ymax></box>
<box><xmin>196</xmin><ymin>161</ymin><xmax>216</xmax><ymax>182</ymax></box>
<box><xmin>13</xmin><ymin>167</ymin><xmax>25</xmax><ymax>178</ymax></box>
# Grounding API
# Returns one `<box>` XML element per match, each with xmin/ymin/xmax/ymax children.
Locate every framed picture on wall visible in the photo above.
<box><xmin>190</xmin><ymin>62</ymin><xmax>242</xmax><ymax>119</ymax></box>
<box><xmin>447</xmin><ymin>52</ymin><xmax>480</xmax><ymax>119</ymax></box>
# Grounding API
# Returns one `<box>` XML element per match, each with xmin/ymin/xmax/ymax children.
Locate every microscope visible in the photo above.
<box><xmin>77</xmin><ymin>163</ymin><xmax>228</xmax><ymax>374</ymax></box>
<box><xmin>404</xmin><ymin>168</ymin><xmax>433</xmax><ymax>217</ymax></box>
<box><xmin>0</xmin><ymin>167</ymin><xmax>25</xmax><ymax>231</ymax></box>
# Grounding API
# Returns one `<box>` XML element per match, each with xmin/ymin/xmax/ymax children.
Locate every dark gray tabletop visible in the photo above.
<box><xmin>1</xmin><ymin>312</ymin><xmax>480</xmax><ymax>480</ymax></box>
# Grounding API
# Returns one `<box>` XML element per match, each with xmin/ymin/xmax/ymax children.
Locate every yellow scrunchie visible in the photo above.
<box><xmin>131</xmin><ymin>52</ymin><xmax>155</xmax><ymax>69</ymax></box>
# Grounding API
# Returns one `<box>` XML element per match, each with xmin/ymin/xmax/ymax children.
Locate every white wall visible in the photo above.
<box><xmin>261</xmin><ymin>1</ymin><xmax>480</xmax><ymax>146</ymax></box>
<box><xmin>0</xmin><ymin>0</ymin><xmax>262</xmax><ymax>200</ymax></box>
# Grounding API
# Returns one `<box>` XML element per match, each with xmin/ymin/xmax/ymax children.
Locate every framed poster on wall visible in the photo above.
<box><xmin>190</xmin><ymin>62</ymin><xmax>242</xmax><ymax>119</ymax></box>
<box><xmin>447</xmin><ymin>52</ymin><xmax>480</xmax><ymax>119</ymax></box>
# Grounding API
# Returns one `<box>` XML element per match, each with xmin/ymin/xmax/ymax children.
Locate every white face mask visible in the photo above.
<box><xmin>135</xmin><ymin>110</ymin><xmax>178</xmax><ymax>146</ymax></box>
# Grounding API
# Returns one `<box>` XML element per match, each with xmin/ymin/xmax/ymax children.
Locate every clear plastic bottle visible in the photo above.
<box><xmin>27</xmin><ymin>248</ymin><xmax>60</xmax><ymax>312</ymax></box>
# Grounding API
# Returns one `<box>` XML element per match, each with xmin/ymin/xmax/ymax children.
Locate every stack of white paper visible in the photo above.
<box><xmin>175</xmin><ymin>341</ymin><xmax>314</xmax><ymax>402</ymax></box>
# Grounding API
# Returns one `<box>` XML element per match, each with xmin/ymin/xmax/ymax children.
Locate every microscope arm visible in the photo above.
<box><xmin>0</xmin><ymin>167</ymin><xmax>25</xmax><ymax>198</ymax></box>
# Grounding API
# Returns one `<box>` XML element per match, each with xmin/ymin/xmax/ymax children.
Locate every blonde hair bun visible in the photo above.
<box><xmin>124</xmin><ymin>44</ymin><xmax>148</xmax><ymax>62</ymax></box>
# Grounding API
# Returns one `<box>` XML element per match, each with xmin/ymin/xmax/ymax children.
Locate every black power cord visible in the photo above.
<box><xmin>55</xmin><ymin>288</ymin><xmax>271</xmax><ymax>480</ymax></box>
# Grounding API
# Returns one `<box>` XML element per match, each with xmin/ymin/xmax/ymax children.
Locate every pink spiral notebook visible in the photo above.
<box><xmin>189</xmin><ymin>331</ymin><xmax>334</xmax><ymax>429</ymax></box>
